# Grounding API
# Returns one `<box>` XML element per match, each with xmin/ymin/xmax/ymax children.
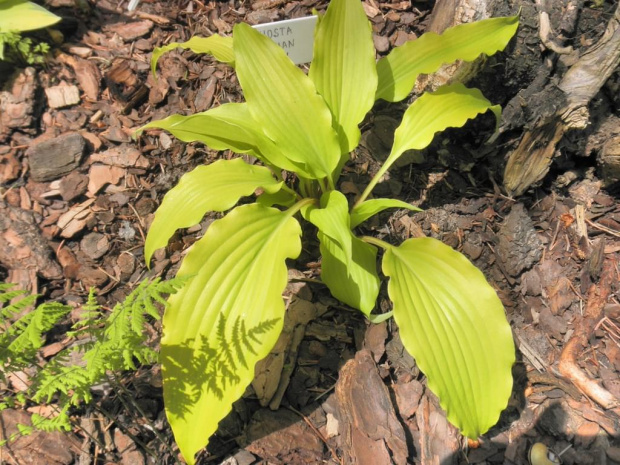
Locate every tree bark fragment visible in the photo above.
<box><xmin>504</xmin><ymin>4</ymin><xmax>620</xmax><ymax>196</ymax></box>
<box><xmin>335</xmin><ymin>350</ymin><xmax>409</xmax><ymax>465</ymax></box>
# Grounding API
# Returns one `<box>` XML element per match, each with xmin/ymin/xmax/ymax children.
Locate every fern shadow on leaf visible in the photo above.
<box><xmin>162</xmin><ymin>314</ymin><xmax>279</xmax><ymax>419</ymax></box>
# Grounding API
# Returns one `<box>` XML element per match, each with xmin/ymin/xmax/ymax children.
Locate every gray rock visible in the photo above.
<box><xmin>27</xmin><ymin>133</ymin><xmax>85</xmax><ymax>182</ymax></box>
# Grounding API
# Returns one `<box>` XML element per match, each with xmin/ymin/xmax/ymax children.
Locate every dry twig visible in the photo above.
<box><xmin>558</xmin><ymin>258</ymin><xmax>620</xmax><ymax>409</ymax></box>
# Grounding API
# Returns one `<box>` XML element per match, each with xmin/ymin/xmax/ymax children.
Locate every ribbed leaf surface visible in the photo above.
<box><xmin>319</xmin><ymin>232</ymin><xmax>379</xmax><ymax>316</ymax></box>
<box><xmin>161</xmin><ymin>204</ymin><xmax>302</xmax><ymax>464</ymax></box>
<box><xmin>308</xmin><ymin>0</ymin><xmax>377</xmax><ymax>153</ymax></box>
<box><xmin>383</xmin><ymin>237</ymin><xmax>514</xmax><ymax>438</ymax></box>
<box><xmin>304</xmin><ymin>191</ymin><xmax>352</xmax><ymax>260</ymax></box>
<box><xmin>234</xmin><ymin>23</ymin><xmax>340</xmax><ymax>179</ymax></box>
<box><xmin>388</xmin><ymin>83</ymin><xmax>500</xmax><ymax>171</ymax></box>
<box><xmin>303</xmin><ymin>191</ymin><xmax>381</xmax><ymax>315</ymax></box>
<box><xmin>376</xmin><ymin>15</ymin><xmax>518</xmax><ymax>102</ymax></box>
<box><xmin>144</xmin><ymin>158</ymin><xmax>282</xmax><ymax>264</ymax></box>
<box><xmin>138</xmin><ymin>103</ymin><xmax>309</xmax><ymax>175</ymax></box>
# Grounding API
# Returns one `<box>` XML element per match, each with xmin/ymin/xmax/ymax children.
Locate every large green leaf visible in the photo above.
<box><xmin>351</xmin><ymin>198</ymin><xmax>422</xmax><ymax>228</ymax></box>
<box><xmin>376</xmin><ymin>15</ymin><xmax>519</xmax><ymax>102</ymax></box>
<box><xmin>136</xmin><ymin>103</ymin><xmax>307</xmax><ymax>174</ymax></box>
<box><xmin>233</xmin><ymin>22</ymin><xmax>340</xmax><ymax>180</ymax></box>
<box><xmin>382</xmin><ymin>237</ymin><xmax>514</xmax><ymax>438</ymax></box>
<box><xmin>308</xmin><ymin>0</ymin><xmax>377</xmax><ymax>154</ymax></box>
<box><xmin>150</xmin><ymin>34</ymin><xmax>234</xmax><ymax>77</ymax></box>
<box><xmin>0</xmin><ymin>0</ymin><xmax>61</xmax><ymax>33</ymax></box>
<box><xmin>144</xmin><ymin>158</ymin><xmax>282</xmax><ymax>264</ymax></box>
<box><xmin>319</xmin><ymin>232</ymin><xmax>380</xmax><ymax>316</ymax></box>
<box><xmin>161</xmin><ymin>204</ymin><xmax>302</xmax><ymax>465</ymax></box>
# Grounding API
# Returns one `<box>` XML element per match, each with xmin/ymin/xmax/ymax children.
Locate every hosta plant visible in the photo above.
<box><xmin>138</xmin><ymin>1</ymin><xmax>519</xmax><ymax>462</ymax></box>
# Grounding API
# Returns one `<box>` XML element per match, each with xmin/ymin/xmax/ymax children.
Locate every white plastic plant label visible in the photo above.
<box><xmin>252</xmin><ymin>16</ymin><xmax>318</xmax><ymax>65</ymax></box>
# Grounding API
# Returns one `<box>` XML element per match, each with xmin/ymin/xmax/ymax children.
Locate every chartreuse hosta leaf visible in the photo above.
<box><xmin>380</xmin><ymin>237</ymin><xmax>514</xmax><ymax>437</ymax></box>
<box><xmin>308</xmin><ymin>0</ymin><xmax>377</xmax><ymax>154</ymax></box>
<box><xmin>351</xmin><ymin>198</ymin><xmax>422</xmax><ymax>228</ymax></box>
<box><xmin>136</xmin><ymin>103</ymin><xmax>306</xmax><ymax>174</ymax></box>
<box><xmin>303</xmin><ymin>191</ymin><xmax>380</xmax><ymax>315</ymax></box>
<box><xmin>357</xmin><ymin>83</ymin><xmax>500</xmax><ymax>205</ymax></box>
<box><xmin>0</xmin><ymin>0</ymin><xmax>61</xmax><ymax>33</ymax></box>
<box><xmin>137</xmin><ymin>104</ymin><xmax>262</xmax><ymax>154</ymax></box>
<box><xmin>304</xmin><ymin>191</ymin><xmax>352</xmax><ymax>260</ymax></box>
<box><xmin>376</xmin><ymin>14</ymin><xmax>519</xmax><ymax>102</ymax></box>
<box><xmin>320</xmin><ymin>233</ymin><xmax>380</xmax><ymax>316</ymax></box>
<box><xmin>233</xmin><ymin>23</ymin><xmax>340</xmax><ymax>180</ymax></box>
<box><xmin>161</xmin><ymin>203</ymin><xmax>303</xmax><ymax>465</ymax></box>
<box><xmin>144</xmin><ymin>158</ymin><xmax>282</xmax><ymax>264</ymax></box>
<box><xmin>389</xmin><ymin>84</ymin><xmax>501</xmax><ymax>165</ymax></box>
<box><xmin>139</xmin><ymin>103</ymin><xmax>316</xmax><ymax>176</ymax></box>
<box><xmin>150</xmin><ymin>34</ymin><xmax>234</xmax><ymax>76</ymax></box>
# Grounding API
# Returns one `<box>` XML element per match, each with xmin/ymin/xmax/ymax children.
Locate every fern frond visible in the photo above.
<box><xmin>2</xmin><ymin>277</ymin><xmax>187</xmax><ymax>439</ymax></box>
<box><xmin>0</xmin><ymin>290</ymin><xmax>70</xmax><ymax>374</ymax></box>
<box><xmin>31</xmin><ymin>405</ymin><xmax>72</xmax><ymax>432</ymax></box>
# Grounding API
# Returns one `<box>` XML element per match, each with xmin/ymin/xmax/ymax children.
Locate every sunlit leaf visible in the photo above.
<box><xmin>382</xmin><ymin>237</ymin><xmax>514</xmax><ymax>438</ymax></box>
<box><xmin>137</xmin><ymin>104</ymin><xmax>262</xmax><ymax>154</ymax></box>
<box><xmin>303</xmin><ymin>191</ymin><xmax>352</xmax><ymax>260</ymax></box>
<box><xmin>136</xmin><ymin>103</ymin><xmax>307</xmax><ymax>174</ymax></box>
<box><xmin>162</xmin><ymin>204</ymin><xmax>302</xmax><ymax>464</ymax></box>
<box><xmin>150</xmin><ymin>34</ymin><xmax>234</xmax><ymax>77</ymax></box>
<box><xmin>387</xmin><ymin>83</ymin><xmax>500</xmax><ymax>171</ymax></box>
<box><xmin>144</xmin><ymin>158</ymin><xmax>282</xmax><ymax>264</ymax></box>
<box><xmin>309</xmin><ymin>0</ymin><xmax>377</xmax><ymax>154</ymax></box>
<box><xmin>0</xmin><ymin>0</ymin><xmax>61</xmax><ymax>33</ymax></box>
<box><xmin>256</xmin><ymin>189</ymin><xmax>297</xmax><ymax>208</ymax></box>
<box><xmin>376</xmin><ymin>15</ymin><xmax>519</xmax><ymax>102</ymax></box>
<box><xmin>319</xmin><ymin>232</ymin><xmax>380</xmax><ymax>316</ymax></box>
<box><xmin>351</xmin><ymin>198</ymin><xmax>422</xmax><ymax>228</ymax></box>
<box><xmin>234</xmin><ymin>22</ymin><xmax>340</xmax><ymax>179</ymax></box>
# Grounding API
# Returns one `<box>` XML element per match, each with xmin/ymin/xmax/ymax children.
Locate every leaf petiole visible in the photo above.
<box><xmin>286</xmin><ymin>197</ymin><xmax>317</xmax><ymax>217</ymax></box>
<box><xmin>280</xmin><ymin>183</ymin><xmax>303</xmax><ymax>201</ymax></box>
<box><xmin>360</xmin><ymin>235</ymin><xmax>392</xmax><ymax>250</ymax></box>
<box><xmin>354</xmin><ymin>163</ymin><xmax>391</xmax><ymax>208</ymax></box>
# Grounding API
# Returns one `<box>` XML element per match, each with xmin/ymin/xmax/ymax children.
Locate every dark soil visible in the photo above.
<box><xmin>1</xmin><ymin>1</ymin><xmax>619</xmax><ymax>465</ymax></box>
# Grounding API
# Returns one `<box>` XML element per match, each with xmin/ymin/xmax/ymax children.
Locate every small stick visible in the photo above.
<box><xmin>286</xmin><ymin>405</ymin><xmax>342</xmax><ymax>465</ymax></box>
<box><xmin>558</xmin><ymin>258</ymin><xmax>620</xmax><ymax>409</ymax></box>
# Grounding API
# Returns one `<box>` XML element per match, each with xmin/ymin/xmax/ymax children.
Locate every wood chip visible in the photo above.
<box><xmin>336</xmin><ymin>349</ymin><xmax>409</xmax><ymax>465</ymax></box>
<box><xmin>88</xmin><ymin>164</ymin><xmax>126</xmax><ymax>196</ymax></box>
<box><xmin>26</xmin><ymin>132</ymin><xmax>85</xmax><ymax>182</ymax></box>
<box><xmin>80</xmin><ymin>232</ymin><xmax>110</xmax><ymax>260</ymax></box>
<box><xmin>90</xmin><ymin>145</ymin><xmax>149</xmax><ymax>168</ymax></box>
<box><xmin>0</xmin><ymin>204</ymin><xmax>63</xmax><ymax>280</ymax></box>
<box><xmin>107</xmin><ymin>20</ymin><xmax>154</xmax><ymax>41</ymax></box>
<box><xmin>45</xmin><ymin>85</ymin><xmax>81</xmax><ymax>109</ymax></box>
<box><xmin>57</xmin><ymin>53</ymin><xmax>101</xmax><ymax>101</ymax></box>
<box><xmin>57</xmin><ymin>199</ymin><xmax>95</xmax><ymax>238</ymax></box>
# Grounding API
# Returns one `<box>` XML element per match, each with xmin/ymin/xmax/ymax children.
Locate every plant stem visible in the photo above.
<box><xmin>287</xmin><ymin>197</ymin><xmax>317</xmax><ymax>217</ymax></box>
<box><xmin>326</xmin><ymin>175</ymin><xmax>336</xmax><ymax>191</ymax></box>
<box><xmin>280</xmin><ymin>183</ymin><xmax>302</xmax><ymax>201</ymax></box>
<box><xmin>318</xmin><ymin>177</ymin><xmax>328</xmax><ymax>194</ymax></box>
<box><xmin>354</xmin><ymin>163</ymin><xmax>390</xmax><ymax>208</ymax></box>
<box><xmin>299</xmin><ymin>178</ymin><xmax>310</xmax><ymax>198</ymax></box>
<box><xmin>360</xmin><ymin>235</ymin><xmax>392</xmax><ymax>250</ymax></box>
